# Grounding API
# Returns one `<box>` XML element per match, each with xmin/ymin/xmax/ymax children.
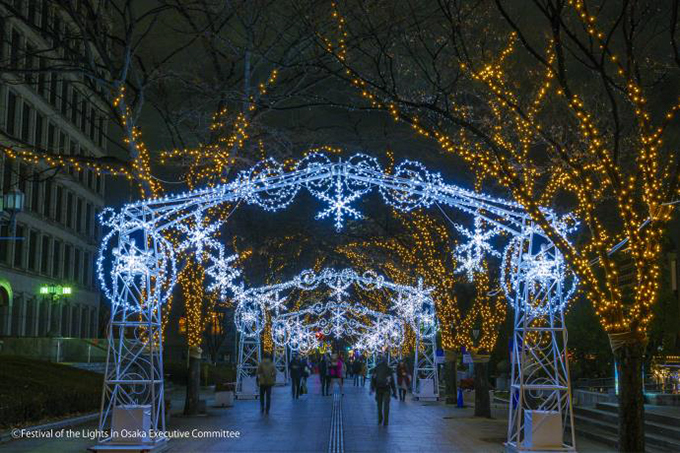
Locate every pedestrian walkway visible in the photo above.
<box><xmin>0</xmin><ymin>375</ymin><xmax>612</xmax><ymax>452</ymax></box>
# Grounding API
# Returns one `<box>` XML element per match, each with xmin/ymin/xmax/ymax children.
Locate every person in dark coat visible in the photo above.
<box><xmin>319</xmin><ymin>354</ymin><xmax>330</xmax><ymax>396</ymax></box>
<box><xmin>370</xmin><ymin>355</ymin><xmax>397</xmax><ymax>426</ymax></box>
<box><xmin>289</xmin><ymin>354</ymin><xmax>303</xmax><ymax>399</ymax></box>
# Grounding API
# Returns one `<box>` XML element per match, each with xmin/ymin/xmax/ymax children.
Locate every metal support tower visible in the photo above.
<box><xmin>236</xmin><ymin>332</ymin><xmax>261</xmax><ymax>399</ymax></box>
<box><xmin>95</xmin><ymin>220</ymin><xmax>167</xmax><ymax>450</ymax></box>
<box><xmin>274</xmin><ymin>344</ymin><xmax>289</xmax><ymax>385</ymax></box>
<box><xmin>412</xmin><ymin>319</ymin><xmax>439</xmax><ymax>401</ymax></box>
<box><xmin>505</xmin><ymin>225</ymin><xmax>576</xmax><ymax>452</ymax></box>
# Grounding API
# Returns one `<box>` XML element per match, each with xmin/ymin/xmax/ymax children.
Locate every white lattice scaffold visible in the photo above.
<box><xmin>96</xmin><ymin>153</ymin><xmax>579</xmax><ymax>451</ymax></box>
<box><xmin>236</xmin><ymin>334</ymin><xmax>261</xmax><ymax>399</ymax></box>
<box><xmin>273</xmin><ymin>345</ymin><xmax>289</xmax><ymax>385</ymax></box>
<box><xmin>504</xmin><ymin>221</ymin><xmax>577</xmax><ymax>452</ymax></box>
<box><xmin>412</xmin><ymin>317</ymin><xmax>439</xmax><ymax>401</ymax></box>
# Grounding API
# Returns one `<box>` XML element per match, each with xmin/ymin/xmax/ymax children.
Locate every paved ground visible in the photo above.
<box><xmin>0</xmin><ymin>375</ymin><xmax>613</xmax><ymax>452</ymax></box>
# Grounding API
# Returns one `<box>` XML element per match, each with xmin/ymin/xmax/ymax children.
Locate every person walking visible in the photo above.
<box><xmin>301</xmin><ymin>357</ymin><xmax>310</xmax><ymax>396</ymax></box>
<box><xmin>353</xmin><ymin>359</ymin><xmax>362</xmax><ymax>386</ymax></box>
<box><xmin>257</xmin><ymin>353</ymin><xmax>277</xmax><ymax>414</ymax></box>
<box><xmin>319</xmin><ymin>354</ymin><xmax>330</xmax><ymax>396</ymax></box>
<box><xmin>289</xmin><ymin>353</ymin><xmax>303</xmax><ymax>399</ymax></box>
<box><xmin>371</xmin><ymin>355</ymin><xmax>397</xmax><ymax>426</ymax></box>
<box><xmin>336</xmin><ymin>353</ymin><xmax>345</xmax><ymax>395</ymax></box>
<box><xmin>360</xmin><ymin>360</ymin><xmax>367</xmax><ymax>386</ymax></box>
<box><xmin>396</xmin><ymin>360</ymin><xmax>411</xmax><ymax>401</ymax></box>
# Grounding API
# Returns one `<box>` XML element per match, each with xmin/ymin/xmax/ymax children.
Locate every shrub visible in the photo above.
<box><xmin>0</xmin><ymin>356</ymin><xmax>102</xmax><ymax>429</ymax></box>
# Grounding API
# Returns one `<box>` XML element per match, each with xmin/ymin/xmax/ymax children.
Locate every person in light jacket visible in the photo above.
<box><xmin>257</xmin><ymin>353</ymin><xmax>277</xmax><ymax>414</ymax></box>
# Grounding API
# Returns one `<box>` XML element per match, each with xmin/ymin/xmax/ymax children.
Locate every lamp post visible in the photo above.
<box><xmin>0</xmin><ymin>189</ymin><xmax>25</xmax><ymax>240</ymax></box>
<box><xmin>40</xmin><ymin>284</ymin><xmax>73</xmax><ymax>339</ymax></box>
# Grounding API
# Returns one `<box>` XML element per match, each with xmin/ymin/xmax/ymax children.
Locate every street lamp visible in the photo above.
<box><xmin>0</xmin><ymin>189</ymin><xmax>25</xmax><ymax>240</ymax></box>
<box><xmin>2</xmin><ymin>189</ymin><xmax>25</xmax><ymax>212</ymax></box>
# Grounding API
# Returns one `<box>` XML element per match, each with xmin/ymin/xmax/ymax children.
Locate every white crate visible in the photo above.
<box><xmin>215</xmin><ymin>391</ymin><xmax>234</xmax><ymax>407</ymax></box>
<box><xmin>524</xmin><ymin>410</ymin><xmax>562</xmax><ymax>449</ymax></box>
<box><xmin>111</xmin><ymin>405</ymin><xmax>151</xmax><ymax>444</ymax></box>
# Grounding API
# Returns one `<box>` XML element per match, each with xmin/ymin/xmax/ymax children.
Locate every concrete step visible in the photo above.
<box><xmin>574</xmin><ymin>404</ymin><xmax>680</xmax><ymax>451</ymax></box>
<box><xmin>570</xmin><ymin>423</ymin><xmax>671</xmax><ymax>453</ymax></box>
<box><xmin>596</xmin><ymin>402</ymin><xmax>680</xmax><ymax>427</ymax></box>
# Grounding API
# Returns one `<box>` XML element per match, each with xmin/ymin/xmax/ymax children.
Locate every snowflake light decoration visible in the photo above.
<box><xmin>454</xmin><ymin>216</ymin><xmax>501</xmax><ymax>281</ymax></box>
<box><xmin>315</xmin><ymin>176</ymin><xmax>364</xmax><ymax>231</ymax></box>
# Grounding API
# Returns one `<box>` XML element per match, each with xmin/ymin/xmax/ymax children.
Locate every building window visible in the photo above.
<box><xmin>31</xmin><ymin>169</ymin><xmax>40</xmax><ymax>212</ymax></box>
<box><xmin>28</xmin><ymin>230</ymin><xmax>38</xmax><ymax>271</ymax></box>
<box><xmin>94</xmin><ymin>208</ymin><xmax>100</xmax><ymax>239</ymax></box>
<box><xmin>55</xmin><ymin>185</ymin><xmax>63</xmax><ymax>223</ymax></box>
<box><xmin>58</xmin><ymin>131</ymin><xmax>66</xmax><ymax>154</ymax></box>
<box><xmin>76</xmin><ymin>197</ymin><xmax>83</xmax><ymax>233</ymax></box>
<box><xmin>47</xmin><ymin>123</ymin><xmax>55</xmax><ymax>151</ymax></box>
<box><xmin>35</xmin><ymin>112</ymin><xmax>44</xmax><ymax>147</ymax></box>
<box><xmin>2</xmin><ymin>156</ymin><xmax>13</xmax><ymax>193</ymax></box>
<box><xmin>85</xmin><ymin>203</ymin><xmax>92</xmax><ymax>236</ymax></box>
<box><xmin>98</xmin><ymin>117</ymin><xmax>104</xmax><ymax>147</ymax></box>
<box><xmin>6</xmin><ymin>90</ymin><xmax>18</xmax><ymax>136</ymax></box>
<box><xmin>10</xmin><ymin>29</ymin><xmax>21</xmax><ymax>68</ymax></box>
<box><xmin>52</xmin><ymin>240</ymin><xmax>61</xmax><ymax>278</ymax></box>
<box><xmin>28</xmin><ymin>0</ymin><xmax>38</xmax><ymax>26</ymax></box>
<box><xmin>41</xmin><ymin>235</ymin><xmax>51</xmax><ymax>274</ymax></box>
<box><xmin>18</xmin><ymin>163</ymin><xmax>28</xmax><ymax>194</ymax></box>
<box><xmin>0</xmin><ymin>16</ymin><xmax>5</xmax><ymax>61</ymax></box>
<box><xmin>63</xmin><ymin>244</ymin><xmax>72</xmax><ymax>280</ymax></box>
<box><xmin>89</xmin><ymin>108</ymin><xmax>95</xmax><ymax>139</ymax></box>
<box><xmin>42</xmin><ymin>179</ymin><xmax>51</xmax><ymax>217</ymax></box>
<box><xmin>74</xmin><ymin>248</ymin><xmax>81</xmax><ymax>284</ymax></box>
<box><xmin>41</xmin><ymin>1</ymin><xmax>50</xmax><ymax>29</ymax></box>
<box><xmin>80</xmin><ymin>99</ymin><xmax>87</xmax><ymax>131</ymax></box>
<box><xmin>66</xmin><ymin>191</ymin><xmax>73</xmax><ymax>229</ymax></box>
<box><xmin>60</xmin><ymin>79</ymin><xmax>69</xmax><ymax>115</ymax></box>
<box><xmin>14</xmin><ymin>0</ymin><xmax>25</xmax><ymax>15</ymax></box>
<box><xmin>0</xmin><ymin>225</ymin><xmax>10</xmax><ymax>263</ymax></box>
<box><xmin>25</xmin><ymin>43</ymin><xmax>35</xmax><ymax>85</ymax></box>
<box><xmin>20</xmin><ymin>101</ymin><xmax>32</xmax><ymax>142</ymax></box>
<box><xmin>83</xmin><ymin>251</ymin><xmax>90</xmax><ymax>288</ymax></box>
<box><xmin>49</xmin><ymin>74</ymin><xmax>58</xmax><ymax>106</ymax></box>
<box><xmin>38</xmin><ymin>58</ymin><xmax>47</xmax><ymax>97</ymax></box>
<box><xmin>71</xmin><ymin>89</ymin><xmax>78</xmax><ymax>124</ymax></box>
<box><xmin>13</xmin><ymin>225</ymin><xmax>25</xmax><ymax>268</ymax></box>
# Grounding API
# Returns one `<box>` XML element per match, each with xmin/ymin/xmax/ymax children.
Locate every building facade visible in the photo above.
<box><xmin>0</xmin><ymin>0</ymin><xmax>108</xmax><ymax>339</ymax></box>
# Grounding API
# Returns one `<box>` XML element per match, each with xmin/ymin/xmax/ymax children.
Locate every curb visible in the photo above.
<box><xmin>0</xmin><ymin>412</ymin><xmax>98</xmax><ymax>444</ymax></box>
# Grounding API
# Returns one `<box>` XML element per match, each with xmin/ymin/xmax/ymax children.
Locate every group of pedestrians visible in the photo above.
<box><xmin>256</xmin><ymin>350</ymin><xmax>413</xmax><ymax>426</ymax></box>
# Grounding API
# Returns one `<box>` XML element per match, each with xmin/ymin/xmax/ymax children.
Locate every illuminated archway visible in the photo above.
<box><xmin>230</xmin><ymin>267</ymin><xmax>437</xmax><ymax>398</ymax></box>
<box><xmin>96</xmin><ymin>153</ymin><xmax>578</xmax><ymax>450</ymax></box>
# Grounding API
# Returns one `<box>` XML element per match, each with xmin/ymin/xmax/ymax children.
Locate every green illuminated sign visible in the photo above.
<box><xmin>39</xmin><ymin>285</ymin><xmax>73</xmax><ymax>297</ymax></box>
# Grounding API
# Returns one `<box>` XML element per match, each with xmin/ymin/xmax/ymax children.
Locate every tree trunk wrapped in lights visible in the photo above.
<box><xmin>180</xmin><ymin>259</ymin><xmax>214</xmax><ymax>416</ymax></box>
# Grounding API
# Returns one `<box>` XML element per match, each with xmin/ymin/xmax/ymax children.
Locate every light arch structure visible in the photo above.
<box><xmin>230</xmin><ymin>267</ymin><xmax>438</xmax><ymax>399</ymax></box>
<box><xmin>97</xmin><ymin>153</ymin><xmax>578</xmax><ymax>451</ymax></box>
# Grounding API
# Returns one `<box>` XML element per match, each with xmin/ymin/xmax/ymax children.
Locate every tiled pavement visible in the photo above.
<box><xmin>1</xmin><ymin>375</ymin><xmax>613</xmax><ymax>453</ymax></box>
